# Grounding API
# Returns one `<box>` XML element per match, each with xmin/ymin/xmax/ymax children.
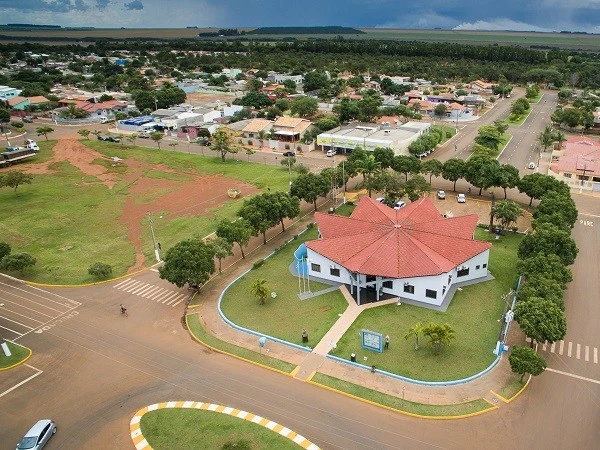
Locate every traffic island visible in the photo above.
<box><xmin>0</xmin><ymin>341</ymin><xmax>32</xmax><ymax>371</ymax></box>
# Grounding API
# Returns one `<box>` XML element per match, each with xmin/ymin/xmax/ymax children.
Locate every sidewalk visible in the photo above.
<box><xmin>189</xmin><ymin>202</ymin><xmax>520</xmax><ymax>410</ymax></box>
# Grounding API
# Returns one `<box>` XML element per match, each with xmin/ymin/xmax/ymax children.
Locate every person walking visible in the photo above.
<box><xmin>120</xmin><ymin>304</ymin><xmax>128</xmax><ymax>317</ymax></box>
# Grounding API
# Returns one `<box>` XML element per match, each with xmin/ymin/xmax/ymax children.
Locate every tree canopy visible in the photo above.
<box><xmin>158</xmin><ymin>238</ymin><xmax>216</xmax><ymax>289</ymax></box>
<box><xmin>509</xmin><ymin>345</ymin><xmax>547</xmax><ymax>382</ymax></box>
<box><xmin>514</xmin><ymin>297</ymin><xmax>567</xmax><ymax>345</ymax></box>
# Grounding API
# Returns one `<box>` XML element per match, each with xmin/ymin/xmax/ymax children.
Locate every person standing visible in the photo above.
<box><xmin>384</xmin><ymin>335</ymin><xmax>390</xmax><ymax>349</ymax></box>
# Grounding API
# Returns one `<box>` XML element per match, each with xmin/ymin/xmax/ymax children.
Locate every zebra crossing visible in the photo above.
<box><xmin>526</xmin><ymin>337</ymin><xmax>599</xmax><ymax>364</ymax></box>
<box><xmin>113</xmin><ymin>278</ymin><xmax>188</xmax><ymax>307</ymax></box>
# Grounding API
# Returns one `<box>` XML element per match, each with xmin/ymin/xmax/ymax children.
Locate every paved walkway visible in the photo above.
<box><xmin>191</xmin><ymin>204</ymin><xmax>521</xmax><ymax>409</ymax></box>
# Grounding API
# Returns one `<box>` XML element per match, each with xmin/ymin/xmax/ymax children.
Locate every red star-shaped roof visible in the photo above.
<box><xmin>306</xmin><ymin>197</ymin><xmax>491</xmax><ymax>278</ymax></box>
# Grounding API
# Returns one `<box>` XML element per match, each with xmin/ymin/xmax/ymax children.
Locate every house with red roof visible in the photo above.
<box><xmin>549</xmin><ymin>136</ymin><xmax>600</xmax><ymax>191</ymax></box>
<box><xmin>304</xmin><ymin>197</ymin><xmax>491</xmax><ymax>307</ymax></box>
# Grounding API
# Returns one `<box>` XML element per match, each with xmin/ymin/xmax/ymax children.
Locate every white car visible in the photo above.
<box><xmin>375</xmin><ymin>197</ymin><xmax>385</xmax><ymax>203</ymax></box>
<box><xmin>326</xmin><ymin>149</ymin><xmax>336</xmax><ymax>157</ymax></box>
<box><xmin>456</xmin><ymin>194</ymin><xmax>466</xmax><ymax>203</ymax></box>
<box><xmin>393</xmin><ymin>201</ymin><xmax>406</xmax><ymax>210</ymax></box>
<box><xmin>437</xmin><ymin>190</ymin><xmax>446</xmax><ymax>199</ymax></box>
<box><xmin>528</xmin><ymin>162</ymin><xmax>536</xmax><ymax>169</ymax></box>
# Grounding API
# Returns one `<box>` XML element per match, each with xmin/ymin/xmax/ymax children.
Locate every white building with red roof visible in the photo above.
<box><xmin>304</xmin><ymin>197</ymin><xmax>491</xmax><ymax>307</ymax></box>
<box><xmin>549</xmin><ymin>136</ymin><xmax>600</xmax><ymax>192</ymax></box>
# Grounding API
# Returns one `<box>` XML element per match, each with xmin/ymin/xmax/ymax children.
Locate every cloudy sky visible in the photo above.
<box><xmin>0</xmin><ymin>0</ymin><xmax>599</xmax><ymax>33</ymax></box>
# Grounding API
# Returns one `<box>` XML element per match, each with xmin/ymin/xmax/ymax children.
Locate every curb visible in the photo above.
<box><xmin>0</xmin><ymin>342</ymin><xmax>32</xmax><ymax>371</ymax></box>
<box><xmin>130</xmin><ymin>401</ymin><xmax>320</xmax><ymax>450</ymax></box>
<box><xmin>24</xmin><ymin>264</ymin><xmax>156</xmax><ymax>288</ymax></box>
<box><xmin>491</xmin><ymin>374</ymin><xmax>531</xmax><ymax>403</ymax></box>
<box><xmin>306</xmin><ymin>378</ymin><xmax>498</xmax><ymax>420</ymax></box>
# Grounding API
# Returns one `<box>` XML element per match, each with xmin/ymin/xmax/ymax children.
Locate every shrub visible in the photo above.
<box><xmin>296</xmin><ymin>145</ymin><xmax>302</xmax><ymax>152</ymax></box>
<box><xmin>247</xmin><ymin>140</ymin><xmax>253</xmax><ymax>145</ymax></box>
<box><xmin>88</xmin><ymin>262</ymin><xmax>113</xmax><ymax>279</ymax></box>
<box><xmin>252</xmin><ymin>259</ymin><xmax>264</xmax><ymax>269</ymax></box>
<box><xmin>0</xmin><ymin>242</ymin><xmax>10</xmax><ymax>260</ymax></box>
<box><xmin>306</xmin><ymin>222</ymin><xmax>315</xmax><ymax>229</ymax></box>
<box><xmin>285</xmin><ymin>144</ymin><xmax>290</xmax><ymax>150</ymax></box>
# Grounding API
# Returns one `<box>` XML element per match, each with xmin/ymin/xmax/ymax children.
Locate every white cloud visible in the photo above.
<box><xmin>377</xmin><ymin>12</ymin><xmax>457</xmax><ymax>29</ymax></box>
<box><xmin>453</xmin><ymin>18</ymin><xmax>553</xmax><ymax>32</ymax></box>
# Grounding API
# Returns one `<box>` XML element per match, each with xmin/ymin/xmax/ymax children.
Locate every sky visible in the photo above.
<box><xmin>0</xmin><ymin>0</ymin><xmax>599</xmax><ymax>33</ymax></box>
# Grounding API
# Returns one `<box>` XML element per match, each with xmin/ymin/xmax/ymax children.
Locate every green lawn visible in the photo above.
<box><xmin>432</xmin><ymin>125</ymin><xmax>457</xmax><ymax>143</ymax></box>
<box><xmin>186</xmin><ymin>313</ymin><xmax>296</xmax><ymax>373</ymax></box>
<box><xmin>311</xmin><ymin>373</ymin><xmax>493</xmax><ymax>417</ymax></box>
<box><xmin>140</xmin><ymin>409</ymin><xmax>301</xmax><ymax>450</ymax></box>
<box><xmin>220</xmin><ymin>228</ymin><xmax>349</xmax><ymax>346</ymax></box>
<box><xmin>334</xmin><ymin>203</ymin><xmax>355</xmax><ymax>217</ymax></box>
<box><xmin>528</xmin><ymin>93</ymin><xmax>543</xmax><ymax>104</ymax></box>
<box><xmin>498</xmin><ymin>377</ymin><xmax>526</xmax><ymax>400</ymax></box>
<box><xmin>505</xmin><ymin>110</ymin><xmax>531</xmax><ymax>126</ymax></box>
<box><xmin>0</xmin><ymin>342</ymin><xmax>30</xmax><ymax>369</ymax></box>
<box><xmin>0</xmin><ymin>140</ymin><xmax>294</xmax><ymax>284</ymax></box>
<box><xmin>330</xmin><ymin>229</ymin><xmax>522</xmax><ymax>381</ymax></box>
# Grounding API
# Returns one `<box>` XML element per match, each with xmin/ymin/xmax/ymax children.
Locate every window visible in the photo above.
<box><xmin>403</xmin><ymin>284</ymin><xmax>415</xmax><ymax>294</ymax></box>
<box><xmin>311</xmin><ymin>263</ymin><xmax>321</xmax><ymax>273</ymax></box>
<box><xmin>425</xmin><ymin>289</ymin><xmax>437</xmax><ymax>299</ymax></box>
<box><xmin>476</xmin><ymin>265</ymin><xmax>480</xmax><ymax>270</ymax></box>
<box><xmin>457</xmin><ymin>267</ymin><xmax>470</xmax><ymax>277</ymax></box>
<box><xmin>382</xmin><ymin>280</ymin><xmax>393</xmax><ymax>289</ymax></box>
<box><xmin>442</xmin><ymin>286</ymin><xmax>446</xmax><ymax>295</ymax></box>
<box><xmin>330</xmin><ymin>267</ymin><xmax>340</xmax><ymax>277</ymax></box>
<box><xmin>483</xmin><ymin>263</ymin><xmax>487</xmax><ymax>269</ymax></box>
<box><xmin>564</xmin><ymin>173</ymin><xmax>572</xmax><ymax>178</ymax></box>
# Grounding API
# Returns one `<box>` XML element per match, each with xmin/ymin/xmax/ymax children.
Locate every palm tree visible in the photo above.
<box><xmin>250</xmin><ymin>279</ymin><xmax>270</xmax><ymax>305</ymax></box>
<box><xmin>354</xmin><ymin>154</ymin><xmax>381</xmax><ymax>196</ymax></box>
<box><xmin>257</xmin><ymin>130</ymin><xmax>267</xmax><ymax>149</ymax></box>
<box><xmin>404</xmin><ymin>322</ymin><xmax>424</xmax><ymax>350</ymax></box>
<box><xmin>423</xmin><ymin>323</ymin><xmax>455</xmax><ymax>355</ymax></box>
<box><xmin>554</xmin><ymin>130</ymin><xmax>566</xmax><ymax>149</ymax></box>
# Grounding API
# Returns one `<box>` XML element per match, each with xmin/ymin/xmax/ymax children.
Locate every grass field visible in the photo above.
<box><xmin>140</xmin><ymin>408</ymin><xmax>301</xmax><ymax>450</ymax></box>
<box><xmin>0</xmin><ymin>342</ymin><xmax>30</xmax><ymax>369</ymax></box>
<box><xmin>330</xmin><ymin>228</ymin><xmax>521</xmax><ymax>381</ymax></box>
<box><xmin>0</xmin><ymin>141</ymin><xmax>293</xmax><ymax>284</ymax></box>
<box><xmin>311</xmin><ymin>373</ymin><xmax>493</xmax><ymax>417</ymax></box>
<box><xmin>2</xmin><ymin>27</ymin><xmax>600</xmax><ymax>50</ymax></box>
<box><xmin>498</xmin><ymin>377</ymin><xmax>527</xmax><ymax>400</ymax></box>
<box><xmin>220</xmin><ymin>228</ymin><xmax>349</xmax><ymax>346</ymax></box>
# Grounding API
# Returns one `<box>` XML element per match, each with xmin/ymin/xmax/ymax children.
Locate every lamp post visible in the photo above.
<box><xmin>287</xmin><ymin>158</ymin><xmax>292</xmax><ymax>192</ymax></box>
<box><xmin>147</xmin><ymin>212</ymin><xmax>161</xmax><ymax>262</ymax></box>
<box><xmin>488</xmin><ymin>190</ymin><xmax>496</xmax><ymax>233</ymax></box>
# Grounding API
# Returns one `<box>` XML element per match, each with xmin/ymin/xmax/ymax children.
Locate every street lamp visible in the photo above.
<box><xmin>147</xmin><ymin>212</ymin><xmax>161</xmax><ymax>262</ymax></box>
<box><xmin>488</xmin><ymin>190</ymin><xmax>496</xmax><ymax>233</ymax></box>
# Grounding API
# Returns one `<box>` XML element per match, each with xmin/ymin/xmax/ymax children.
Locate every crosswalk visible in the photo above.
<box><xmin>526</xmin><ymin>337</ymin><xmax>599</xmax><ymax>364</ymax></box>
<box><xmin>113</xmin><ymin>278</ymin><xmax>188</xmax><ymax>307</ymax></box>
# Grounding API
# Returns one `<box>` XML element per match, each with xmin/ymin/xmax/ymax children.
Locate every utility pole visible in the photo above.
<box><xmin>488</xmin><ymin>190</ymin><xmax>496</xmax><ymax>233</ymax></box>
<box><xmin>147</xmin><ymin>212</ymin><xmax>161</xmax><ymax>262</ymax></box>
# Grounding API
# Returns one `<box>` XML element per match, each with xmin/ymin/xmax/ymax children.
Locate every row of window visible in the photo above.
<box><xmin>311</xmin><ymin>263</ymin><xmax>339</xmax><ymax>277</ymax></box>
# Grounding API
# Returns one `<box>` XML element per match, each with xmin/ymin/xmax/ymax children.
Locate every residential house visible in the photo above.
<box><xmin>549</xmin><ymin>137</ymin><xmax>600</xmax><ymax>192</ymax></box>
<box><xmin>470</xmin><ymin>80</ymin><xmax>495</xmax><ymax>94</ymax></box>
<box><xmin>7</xmin><ymin>95</ymin><xmax>50</xmax><ymax>111</ymax></box>
<box><xmin>241</xmin><ymin>119</ymin><xmax>273</xmax><ymax>138</ymax></box>
<box><xmin>58</xmin><ymin>98</ymin><xmax>127</xmax><ymax>118</ymax></box>
<box><xmin>0</xmin><ymin>85</ymin><xmax>22</xmax><ymax>101</ymax></box>
<box><xmin>408</xmin><ymin>99</ymin><xmax>434</xmax><ymax>116</ymax></box>
<box><xmin>273</xmin><ymin>74</ymin><xmax>304</xmax><ymax>84</ymax></box>
<box><xmin>271</xmin><ymin>117</ymin><xmax>312</xmax><ymax>145</ymax></box>
<box><xmin>301</xmin><ymin>196</ymin><xmax>491</xmax><ymax>306</ymax></box>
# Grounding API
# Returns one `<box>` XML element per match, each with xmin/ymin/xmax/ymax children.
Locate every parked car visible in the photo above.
<box><xmin>138</xmin><ymin>131</ymin><xmax>151</xmax><ymax>138</ymax></box>
<box><xmin>393</xmin><ymin>201</ymin><xmax>406</xmax><ymax>210</ymax></box>
<box><xmin>22</xmin><ymin>116</ymin><xmax>33</xmax><ymax>123</ymax></box>
<box><xmin>326</xmin><ymin>149</ymin><xmax>337</xmax><ymax>157</ymax></box>
<box><xmin>16</xmin><ymin>420</ymin><xmax>56</xmax><ymax>450</ymax></box>
<box><xmin>375</xmin><ymin>197</ymin><xmax>385</xmax><ymax>203</ymax></box>
<box><xmin>282</xmin><ymin>151</ymin><xmax>295</xmax><ymax>157</ymax></box>
<box><xmin>26</xmin><ymin>143</ymin><xmax>40</xmax><ymax>151</ymax></box>
<box><xmin>97</xmin><ymin>135</ymin><xmax>110</xmax><ymax>141</ymax></box>
<box><xmin>108</xmin><ymin>136</ymin><xmax>121</xmax><ymax>143</ymax></box>
<box><xmin>456</xmin><ymin>193</ymin><xmax>466</xmax><ymax>203</ymax></box>
<box><xmin>527</xmin><ymin>162</ymin><xmax>536</xmax><ymax>169</ymax></box>
<box><xmin>437</xmin><ymin>190</ymin><xmax>446</xmax><ymax>200</ymax></box>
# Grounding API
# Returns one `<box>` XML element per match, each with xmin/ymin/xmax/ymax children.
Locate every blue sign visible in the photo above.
<box><xmin>361</xmin><ymin>329</ymin><xmax>383</xmax><ymax>353</ymax></box>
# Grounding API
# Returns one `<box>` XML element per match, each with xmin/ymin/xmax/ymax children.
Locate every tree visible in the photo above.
<box><xmin>518</xmin><ymin>223</ymin><xmax>578</xmax><ymax>266</ymax></box>
<box><xmin>464</xmin><ymin>155</ymin><xmax>500</xmax><ymax>195</ymax></box>
<box><xmin>422</xmin><ymin>322</ymin><xmax>455</xmax><ymax>355</ymax></box>
<box><xmin>497</xmin><ymin>164</ymin><xmax>520</xmax><ymax>199</ymax></box>
<box><xmin>88</xmin><ymin>262</ymin><xmax>113</xmax><ymax>279</ymax></box>
<box><xmin>493</xmin><ymin>120</ymin><xmax>509</xmax><ymax>134</ymax></box>
<box><xmin>491</xmin><ymin>200</ymin><xmax>521</xmax><ymax>231</ymax></box>
<box><xmin>368</xmin><ymin>171</ymin><xmax>405</xmax><ymax>201</ymax></box>
<box><xmin>250</xmin><ymin>278</ymin><xmax>270</xmax><ymax>305</ymax></box>
<box><xmin>533</xmin><ymin>191</ymin><xmax>578</xmax><ymax>230</ymax></box>
<box><xmin>517</xmin><ymin>276</ymin><xmax>565</xmax><ymax>309</ymax></box>
<box><xmin>517</xmin><ymin>253</ymin><xmax>572</xmax><ymax>289</ymax></box>
<box><xmin>553</xmin><ymin>130</ymin><xmax>566</xmax><ymax>148</ymax></box>
<box><xmin>404</xmin><ymin>322</ymin><xmax>424</xmax><ymax>350</ymax></box>
<box><xmin>290</xmin><ymin>173</ymin><xmax>330</xmax><ymax>211</ymax></box>
<box><xmin>0</xmin><ymin>242</ymin><xmax>10</xmax><ymax>260</ymax></box>
<box><xmin>509</xmin><ymin>345</ymin><xmax>547</xmax><ymax>382</ymax></box>
<box><xmin>0</xmin><ymin>252</ymin><xmax>36</xmax><ymax>274</ymax></box>
<box><xmin>392</xmin><ymin>155</ymin><xmax>421</xmax><ymax>181</ymax></box>
<box><xmin>514</xmin><ymin>298</ymin><xmax>567</xmax><ymax>346</ymax></box>
<box><xmin>127</xmin><ymin>133</ymin><xmax>138</xmax><ymax>147</ymax></box>
<box><xmin>238</xmin><ymin>193</ymin><xmax>278</xmax><ymax>245</ymax></box>
<box><xmin>373</xmin><ymin>147</ymin><xmax>395</xmax><ymax>169</ymax></box>
<box><xmin>538</xmin><ymin>126</ymin><xmax>555</xmax><ymax>152</ymax></box>
<box><xmin>35</xmin><ymin>126</ymin><xmax>54</xmax><ymax>140</ymax></box>
<box><xmin>211</xmin><ymin>127</ymin><xmax>238</xmax><ymax>162</ymax></box>
<box><xmin>355</xmin><ymin>154</ymin><xmax>382</xmax><ymax>194</ymax></box>
<box><xmin>442</xmin><ymin>158</ymin><xmax>466</xmax><ymax>191</ymax></box>
<box><xmin>420</xmin><ymin>159</ymin><xmax>443</xmax><ymax>185</ymax></box>
<box><xmin>474</xmin><ymin>125</ymin><xmax>503</xmax><ymax>151</ymax></box>
<box><xmin>158</xmin><ymin>238</ymin><xmax>215</xmax><ymax>289</ymax></box>
<box><xmin>237</xmin><ymin>91</ymin><xmax>271</xmax><ymax>109</ymax></box>
<box><xmin>270</xmin><ymin>192</ymin><xmax>300</xmax><ymax>232</ymax></box>
<box><xmin>290</xmin><ymin>97</ymin><xmax>318</xmax><ymax>118</ymax></box>
<box><xmin>434</xmin><ymin>103</ymin><xmax>447</xmax><ymax>117</ymax></box>
<box><xmin>518</xmin><ymin>173</ymin><xmax>569</xmax><ymax>206</ymax></box>
<box><xmin>405</xmin><ymin>175</ymin><xmax>431</xmax><ymax>201</ymax></box>
<box><xmin>150</xmin><ymin>131</ymin><xmax>164</xmax><ymax>149</ymax></box>
<box><xmin>209</xmin><ymin>237</ymin><xmax>233</xmax><ymax>273</ymax></box>
<box><xmin>0</xmin><ymin>170</ymin><xmax>33</xmax><ymax>193</ymax></box>
<box><xmin>216</xmin><ymin>219</ymin><xmax>252</xmax><ymax>259</ymax></box>
<box><xmin>77</xmin><ymin>129</ymin><xmax>91</xmax><ymax>140</ymax></box>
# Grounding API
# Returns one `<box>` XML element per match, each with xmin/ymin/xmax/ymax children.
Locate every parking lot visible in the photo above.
<box><xmin>0</xmin><ymin>276</ymin><xmax>80</xmax><ymax>341</ymax></box>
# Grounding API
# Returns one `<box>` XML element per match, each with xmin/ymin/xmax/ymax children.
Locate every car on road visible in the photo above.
<box><xmin>528</xmin><ymin>162</ymin><xmax>536</xmax><ymax>169</ymax></box>
<box><xmin>326</xmin><ymin>149</ymin><xmax>337</xmax><ymax>157</ymax></box>
<box><xmin>22</xmin><ymin>116</ymin><xmax>33</xmax><ymax>123</ymax></box>
<box><xmin>456</xmin><ymin>193</ymin><xmax>466</xmax><ymax>203</ymax></box>
<box><xmin>16</xmin><ymin>419</ymin><xmax>56</xmax><ymax>450</ymax></box>
<box><xmin>393</xmin><ymin>201</ymin><xmax>406</xmax><ymax>210</ymax></box>
<box><xmin>282</xmin><ymin>151</ymin><xmax>296</xmax><ymax>157</ymax></box>
<box><xmin>437</xmin><ymin>190</ymin><xmax>446</xmax><ymax>199</ymax></box>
